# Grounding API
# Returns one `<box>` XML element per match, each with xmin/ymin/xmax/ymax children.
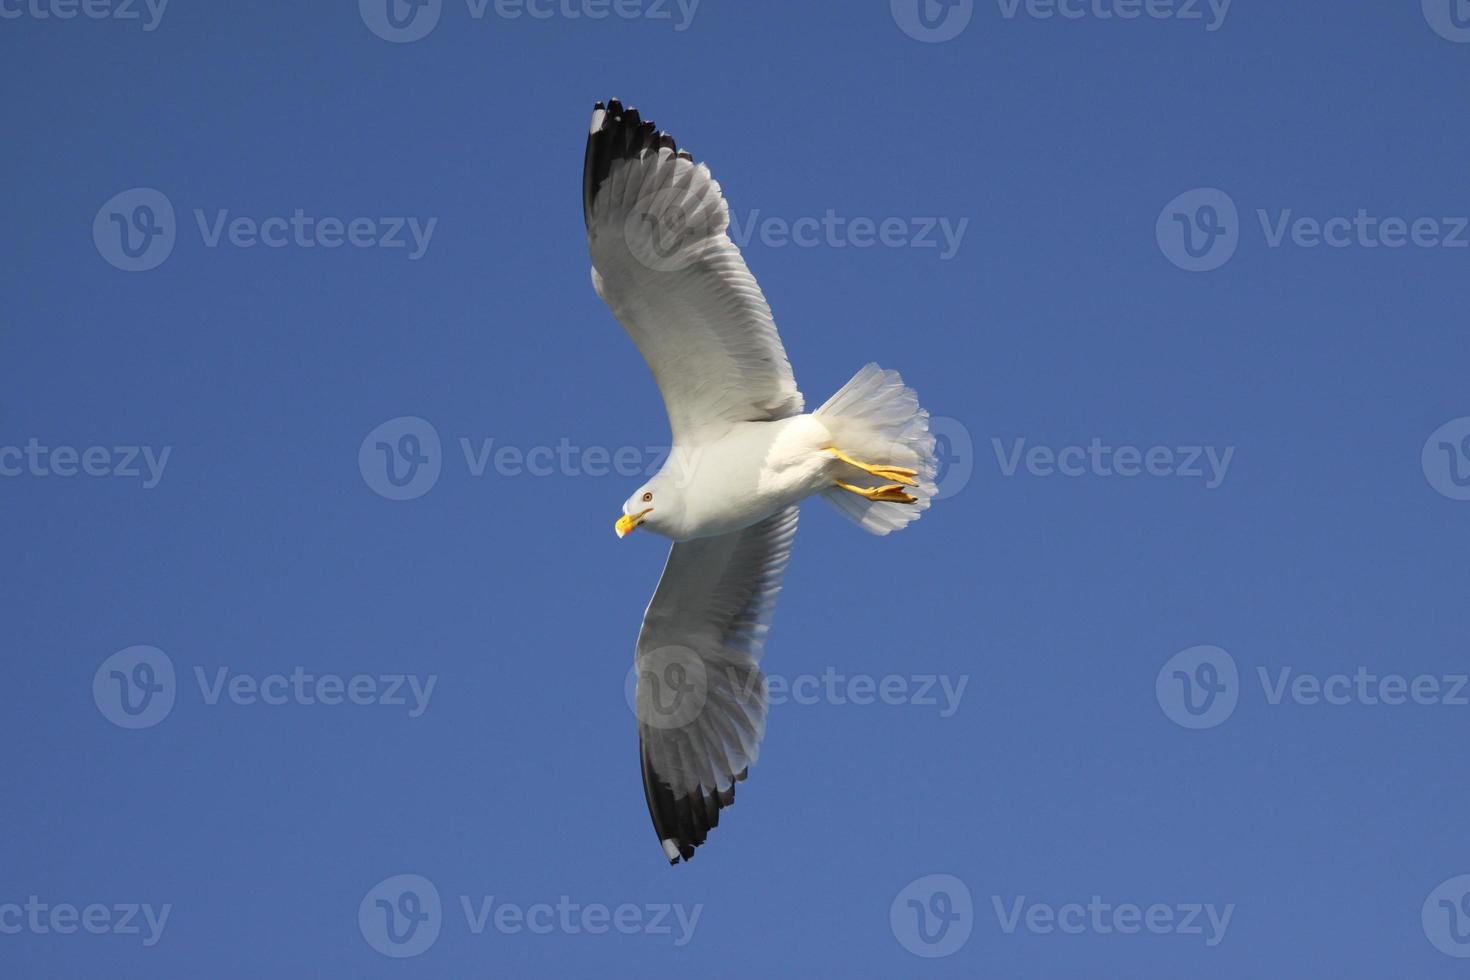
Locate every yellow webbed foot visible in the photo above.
<box><xmin>833</xmin><ymin>480</ymin><xmax>919</xmax><ymax>504</ymax></box>
<box><xmin>826</xmin><ymin>448</ymin><xmax>919</xmax><ymax>487</ymax></box>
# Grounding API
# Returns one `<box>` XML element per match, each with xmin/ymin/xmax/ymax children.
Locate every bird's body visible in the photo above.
<box><xmin>643</xmin><ymin>415</ymin><xmax>834</xmax><ymax>541</ymax></box>
<box><xmin>583</xmin><ymin>99</ymin><xmax>942</xmax><ymax>864</ymax></box>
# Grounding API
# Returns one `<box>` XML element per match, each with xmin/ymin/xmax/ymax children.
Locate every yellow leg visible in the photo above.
<box><xmin>826</xmin><ymin>448</ymin><xmax>919</xmax><ymax>487</ymax></box>
<box><xmin>833</xmin><ymin>480</ymin><xmax>918</xmax><ymax>504</ymax></box>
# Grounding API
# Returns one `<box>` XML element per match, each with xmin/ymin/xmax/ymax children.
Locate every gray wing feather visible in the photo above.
<box><xmin>633</xmin><ymin>505</ymin><xmax>800</xmax><ymax>863</ymax></box>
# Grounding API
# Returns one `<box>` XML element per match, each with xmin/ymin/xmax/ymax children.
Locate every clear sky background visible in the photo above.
<box><xmin>4</xmin><ymin>1</ymin><xmax>1470</xmax><ymax>976</ymax></box>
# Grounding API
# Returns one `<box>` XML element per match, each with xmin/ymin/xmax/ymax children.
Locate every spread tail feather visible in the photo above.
<box><xmin>815</xmin><ymin>364</ymin><xmax>938</xmax><ymax>535</ymax></box>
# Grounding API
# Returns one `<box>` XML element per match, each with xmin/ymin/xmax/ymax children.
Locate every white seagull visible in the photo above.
<box><xmin>584</xmin><ymin>99</ymin><xmax>941</xmax><ymax>864</ymax></box>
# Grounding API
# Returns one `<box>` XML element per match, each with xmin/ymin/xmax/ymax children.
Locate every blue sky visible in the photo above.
<box><xmin>4</xmin><ymin>0</ymin><xmax>1470</xmax><ymax>976</ymax></box>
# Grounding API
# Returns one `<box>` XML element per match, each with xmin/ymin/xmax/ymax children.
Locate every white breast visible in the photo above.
<box><xmin>670</xmin><ymin>415</ymin><xmax>834</xmax><ymax>539</ymax></box>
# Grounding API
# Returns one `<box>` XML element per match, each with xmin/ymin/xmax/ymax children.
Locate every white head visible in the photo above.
<box><xmin>615</xmin><ymin>474</ymin><xmax>683</xmax><ymax>540</ymax></box>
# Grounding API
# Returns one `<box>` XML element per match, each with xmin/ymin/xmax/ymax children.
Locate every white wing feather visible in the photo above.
<box><xmin>584</xmin><ymin>100</ymin><xmax>803</xmax><ymax>445</ymax></box>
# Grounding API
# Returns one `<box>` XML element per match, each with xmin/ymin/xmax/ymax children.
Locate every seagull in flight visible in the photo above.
<box><xmin>583</xmin><ymin>99</ymin><xmax>941</xmax><ymax>864</ymax></box>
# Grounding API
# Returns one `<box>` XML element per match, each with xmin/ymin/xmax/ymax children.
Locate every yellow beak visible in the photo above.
<box><xmin>615</xmin><ymin>508</ymin><xmax>653</xmax><ymax>539</ymax></box>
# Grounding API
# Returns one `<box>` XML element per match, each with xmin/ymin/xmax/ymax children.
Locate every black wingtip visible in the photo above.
<box><xmin>641</xmin><ymin>735</ymin><xmax>736</xmax><ymax>866</ymax></box>
<box><xmin>583</xmin><ymin>99</ymin><xmax>690</xmax><ymax>229</ymax></box>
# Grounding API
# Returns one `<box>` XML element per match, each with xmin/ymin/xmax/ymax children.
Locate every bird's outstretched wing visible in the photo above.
<box><xmin>583</xmin><ymin>99</ymin><xmax>804</xmax><ymax>445</ymax></box>
<box><xmin>632</xmin><ymin>506</ymin><xmax>799</xmax><ymax>864</ymax></box>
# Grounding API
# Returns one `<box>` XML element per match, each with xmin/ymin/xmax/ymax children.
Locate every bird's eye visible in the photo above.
<box><xmin>641</xmin><ymin>492</ymin><xmax>654</xmax><ymax>503</ymax></box>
